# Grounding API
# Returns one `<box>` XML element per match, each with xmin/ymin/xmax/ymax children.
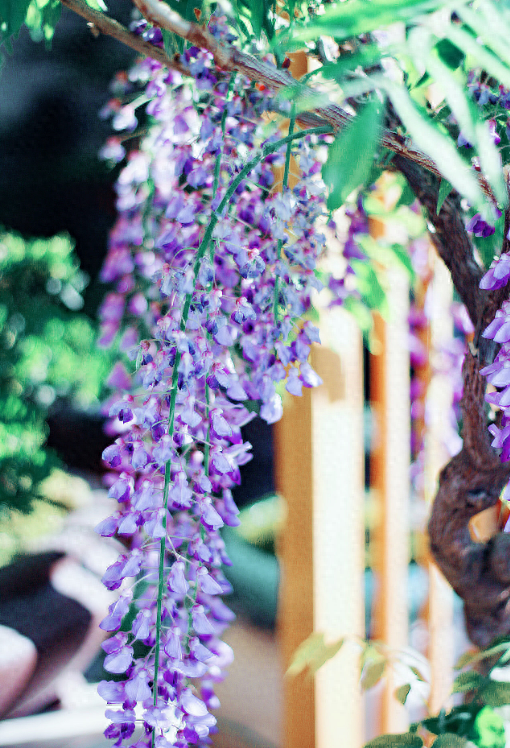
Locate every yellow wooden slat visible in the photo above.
<box><xmin>370</xmin><ymin>268</ymin><xmax>410</xmax><ymax>734</ymax></box>
<box><xmin>275</xmin><ymin>307</ymin><xmax>365</xmax><ymax>748</ymax></box>
<box><xmin>423</xmin><ymin>254</ymin><xmax>455</xmax><ymax>714</ymax></box>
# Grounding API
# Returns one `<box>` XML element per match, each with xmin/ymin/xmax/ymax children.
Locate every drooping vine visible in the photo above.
<box><xmin>95</xmin><ymin>22</ymin><xmax>332</xmax><ymax>747</ymax></box>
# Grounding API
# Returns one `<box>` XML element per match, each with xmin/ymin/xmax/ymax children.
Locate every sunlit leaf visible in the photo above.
<box><xmin>84</xmin><ymin>0</ymin><xmax>107</xmax><ymax>10</ymax></box>
<box><xmin>454</xmin><ymin>650</ymin><xmax>478</xmax><ymax>670</ymax></box>
<box><xmin>395</xmin><ymin>683</ymin><xmax>411</xmax><ymax>705</ymax></box>
<box><xmin>286</xmin><ymin>632</ymin><xmax>326</xmax><ymax>676</ymax></box>
<box><xmin>379</xmin><ymin>78</ymin><xmax>484</xmax><ymax>210</ymax></box>
<box><xmin>446</xmin><ymin>23</ymin><xmax>510</xmax><ymax>89</ymax></box>
<box><xmin>362</xmin><ymin>658</ymin><xmax>386</xmax><ymax>690</ymax></box>
<box><xmin>0</xmin><ymin>0</ymin><xmax>32</xmax><ymax>47</ymax></box>
<box><xmin>322</xmin><ymin>98</ymin><xmax>383</xmax><ymax>211</ymax></box>
<box><xmin>308</xmin><ymin>638</ymin><xmax>345</xmax><ymax>673</ymax></box>
<box><xmin>474</xmin><ymin>706</ymin><xmax>506</xmax><ymax>748</ymax></box>
<box><xmin>452</xmin><ymin>670</ymin><xmax>484</xmax><ymax>693</ymax></box>
<box><xmin>476</xmin><ymin>120</ymin><xmax>507</xmax><ymax>207</ymax></box>
<box><xmin>409</xmin><ymin>665</ymin><xmax>427</xmax><ymax>682</ymax></box>
<box><xmin>437</xmin><ymin>179</ymin><xmax>453</xmax><ymax>215</ymax></box>
<box><xmin>290</xmin><ymin>0</ymin><xmax>462</xmax><ymax>44</ymax></box>
<box><xmin>287</xmin><ymin>632</ymin><xmax>345</xmax><ymax>676</ymax></box>
<box><xmin>480</xmin><ymin>679</ymin><xmax>510</xmax><ymax>707</ymax></box>
<box><xmin>457</xmin><ymin>3</ymin><xmax>510</xmax><ymax>69</ymax></box>
<box><xmin>351</xmin><ymin>259</ymin><xmax>388</xmax><ymax>315</ymax></box>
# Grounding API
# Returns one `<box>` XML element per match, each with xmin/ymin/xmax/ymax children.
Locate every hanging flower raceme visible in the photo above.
<box><xmin>95</xmin><ymin>16</ymin><xmax>328</xmax><ymax>748</ymax></box>
<box><xmin>480</xmin><ymin>226</ymin><xmax>510</xmax><ymax>464</ymax></box>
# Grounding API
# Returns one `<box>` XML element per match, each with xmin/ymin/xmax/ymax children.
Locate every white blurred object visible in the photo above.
<box><xmin>0</xmin><ymin>705</ymin><xmax>109</xmax><ymax>745</ymax></box>
<box><xmin>0</xmin><ymin>627</ymin><xmax>38</xmax><ymax>716</ymax></box>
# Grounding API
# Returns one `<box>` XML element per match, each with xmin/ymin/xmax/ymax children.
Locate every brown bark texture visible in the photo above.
<box><xmin>395</xmin><ymin>155</ymin><xmax>510</xmax><ymax>648</ymax></box>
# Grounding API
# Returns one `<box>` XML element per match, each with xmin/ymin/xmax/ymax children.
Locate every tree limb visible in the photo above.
<box><xmin>390</xmin><ymin>154</ymin><xmax>484</xmax><ymax>328</ymax></box>
<box><xmin>428</xmin><ymin>351</ymin><xmax>510</xmax><ymax>649</ymax></box>
<box><xmin>61</xmin><ymin>0</ymin><xmax>496</xmax><ymax>200</ymax></box>
<box><xmin>60</xmin><ymin>0</ymin><xmax>188</xmax><ymax>74</ymax></box>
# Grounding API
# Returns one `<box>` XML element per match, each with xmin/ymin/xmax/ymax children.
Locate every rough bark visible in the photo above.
<box><xmin>394</xmin><ymin>153</ymin><xmax>510</xmax><ymax>647</ymax></box>
<box><xmin>428</xmin><ymin>351</ymin><xmax>510</xmax><ymax>648</ymax></box>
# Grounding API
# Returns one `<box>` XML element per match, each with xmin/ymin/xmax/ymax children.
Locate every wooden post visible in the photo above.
<box><xmin>423</xmin><ymin>254</ymin><xmax>455</xmax><ymax>714</ymax></box>
<box><xmin>275</xmin><ymin>306</ymin><xmax>365</xmax><ymax>748</ymax></box>
<box><xmin>370</xmin><ymin>267</ymin><xmax>410</xmax><ymax>734</ymax></box>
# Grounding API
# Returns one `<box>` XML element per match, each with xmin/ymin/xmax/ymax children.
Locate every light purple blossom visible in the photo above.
<box><xmin>96</xmin><ymin>17</ymin><xmax>331</xmax><ymax>747</ymax></box>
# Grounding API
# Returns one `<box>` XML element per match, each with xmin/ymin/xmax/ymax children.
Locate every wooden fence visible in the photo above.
<box><xmin>274</xmin><ymin>225</ymin><xmax>457</xmax><ymax>746</ymax></box>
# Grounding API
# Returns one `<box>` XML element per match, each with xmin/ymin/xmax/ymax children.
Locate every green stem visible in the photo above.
<box><xmin>213</xmin><ymin>72</ymin><xmax>237</xmax><ymax>201</ymax></box>
<box><xmin>152</xmin><ymin>358</ymin><xmax>180</xmax><ymax>722</ymax></box>
<box><xmin>274</xmin><ymin>106</ymin><xmax>296</xmax><ymax>326</ymax></box>
<box><xmin>150</xmin><ymin>121</ymin><xmax>328</xmax><ymax>743</ymax></box>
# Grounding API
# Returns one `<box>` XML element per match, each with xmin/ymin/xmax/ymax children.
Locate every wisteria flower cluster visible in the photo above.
<box><xmin>94</xmin><ymin>18</ymin><xmax>331</xmax><ymax>748</ymax></box>
<box><xmin>475</xmin><ymin>219</ymin><xmax>510</xmax><ymax>463</ymax></box>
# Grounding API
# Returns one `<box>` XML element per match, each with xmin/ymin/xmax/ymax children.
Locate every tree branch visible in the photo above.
<box><xmin>62</xmin><ymin>0</ymin><xmax>496</xmax><ymax>200</ymax></box>
<box><xmin>390</xmin><ymin>154</ymin><xmax>484</xmax><ymax>329</ymax></box>
<box><xmin>60</xmin><ymin>0</ymin><xmax>188</xmax><ymax>74</ymax></box>
<box><xmin>428</xmin><ymin>350</ymin><xmax>510</xmax><ymax>649</ymax></box>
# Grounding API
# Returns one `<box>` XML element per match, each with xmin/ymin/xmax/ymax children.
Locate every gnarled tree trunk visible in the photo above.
<box><xmin>394</xmin><ymin>155</ymin><xmax>510</xmax><ymax>648</ymax></box>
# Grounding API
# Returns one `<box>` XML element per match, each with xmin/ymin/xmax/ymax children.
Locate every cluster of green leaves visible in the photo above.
<box><xmin>288</xmin><ymin>629</ymin><xmax>510</xmax><ymax>748</ymax></box>
<box><xmin>0</xmin><ymin>0</ymin><xmax>106</xmax><ymax>49</ymax></box>
<box><xmin>0</xmin><ymin>230</ymin><xmax>111</xmax><ymax>513</ymax></box>
<box><xmin>306</xmin><ymin>0</ymin><xmax>510</xmax><ymax>219</ymax></box>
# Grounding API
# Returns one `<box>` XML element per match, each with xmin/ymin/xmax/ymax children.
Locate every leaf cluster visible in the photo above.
<box><xmin>0</xmin><ymin>230</ymin><xmax>111</xmax><ymax>513</ymax></box>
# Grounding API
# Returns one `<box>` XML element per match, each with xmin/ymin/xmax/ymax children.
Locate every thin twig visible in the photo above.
<box><xmin>60</xmin><ymin>0</ymin><xmax>188</xmax><ymax>74</ymax></box>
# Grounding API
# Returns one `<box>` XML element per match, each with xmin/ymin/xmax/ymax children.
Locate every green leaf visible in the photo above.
<box><xmin>476</xmin><ymin>120</ymin><xmax>508</xmax><ymax>207</ymax></box>
<box><xmin>437</xmin><ymin>179</ymin><xmax>453</xmax><ymax>215</ymax></box>
<box><xmin>409</xmin><ymin>665</ymin><xmax>427</xmax><ymax>682</ymax></box>
<box><xmin>308</xmin><ymin>638</ymin><xmax>345</xmax><ymax>673</ymax></box>
<box><xmin>0</xmin><ymin>0</ymin><xmax>32</xmax><ymax>46</ymax></box>
<box><xmin>457</xmin><ymin>4</ymin><xmax>510</xmax><ymax>70</ymax></box>
<box><xmin>452</xmin><ymin>670</ymin><xmax>484</xmax><ymax>693</ymax></box>
<box><xmin>290</xmin><ymin>0</ymin><xmax>460</xmax><ymax>44</ymax></box>
<box><xmin>83</xmin><ymin>0</ymin><xmax>107</xmax><ymax>10</ymax></box>
<box><xmin>431</xmin><ymin>735</ymin><xmax>467</xmax><ymax>747</ymax></box>
<box><xmin>161</xmin><ymin>0</ymin><xmax>202</xmax><ymax>24</ymax></box>
<box><xmin>25</xmin><ymin>0</ymin><xmax>60</xmax><ymax>47</ymax></box>
<box><xmin>320</xmin><ymin>45</ymin><xmax>384</xmax><ymax>81</ymax></box>
<box><xmin>322</xmin><ymin>98</ymin><xmax>383</xmax><ymax>211</ymax></box>
<box><xmin>343</xmin><ymin>295</ymin><xmax>374</xmax><ymax>335</ymax></box>
<box><xmin>434</xmin><ymin>39</ymin><xmax>464</xmax><ymax>70</ymax></box>
<box><xmin>481</xmin><ymin>679</ymin><xmax>510</xmax><ymax>707</ymax></box>
<box><xmin>286</xmin><ymin>633</ymin><xmax>345</xmax><ymax>676</ymax></box>
<box><xmin>356</xmin><ymin>236</ymin><xmax>415</xmax><ymax>281</ymax></box>
<box><xmin>245</xmin><ymin>0</ymin><xmax>263</xmax><ymax>37</ymax></box>
<box><xmin>350</xmin><ymin>259</ymin><xmax>388</xmax><ymax>315</ymax></box>
<box><xmin>364</xmin><ymin>734</ymin><xmax>423</xmax><ymax>748</ymax></box>
<box><xmin>286</xmin><ymin>632</ymin><xmax>325</xmax><ymax>676</ymax></box>
<box><xmin>408</xmin><ymin>27</ymin><xmax>477</xmax><ymax>147</ymax></box>
<box><xmin>362</xmin><ymin>658</ymin><xmax>386</xmax><ymax>690</ymax></box>
<box><xmin>454</xmin><ymin>651</ymin><xmax>477</xmax><ymax>670</ymax></box>
<box><xmin>474</xmin><ymin>706</ymin><xmax>506</xmax><ymax>748</ymax></box>
<box><xmin>422</xmin><ymin>704</ymin><xmax>478</xmax><ymax>738</ymax></box>
<box><xmin>447</xmin><ymin>23</ymin><xmax>510</xmax><ymax>89</ymax></box>
<box><xmin>395</xmin><ymin>683</ymin><xmax>411</xmax><ymax>705</ymax></box>
<box><xmin>380</xmin><ymin>78</ymin><xmax>484</xmax><ymax>210</ymax></box>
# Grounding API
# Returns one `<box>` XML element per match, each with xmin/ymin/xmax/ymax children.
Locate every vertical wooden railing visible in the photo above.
<box><xmin>275</xmin><ymin>306</ymin><xmax>365</xmax><ymax>748</ymax></box>
<box><xmin>369</xmin><ymin>269</ymin><xmax>411</xmax><ymax>734</ymax></box>
<box><xmin>423</xmin><ymin>253</ymin><xmax>455</xmax><ymax>713</ymax></box>
<box><xmin>273</xmin><ymin>55</ymin><xmax>457</xmax><ymax>748</ymax></box>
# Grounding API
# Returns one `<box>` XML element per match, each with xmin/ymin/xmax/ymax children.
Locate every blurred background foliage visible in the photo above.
<box><xmin>0</xmin><ymin>229</ymin><xmax>113</xmax><ymax>516</ymax></box>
